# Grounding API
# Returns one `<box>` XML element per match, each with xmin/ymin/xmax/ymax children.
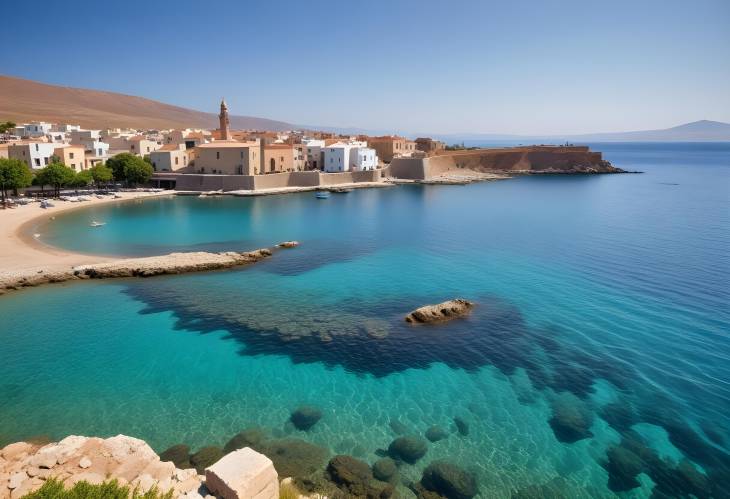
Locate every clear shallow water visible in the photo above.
<box><xmin>2</xmin><ymin>143</ymin><xmax>729</xmax><ymax>497</ymax></box>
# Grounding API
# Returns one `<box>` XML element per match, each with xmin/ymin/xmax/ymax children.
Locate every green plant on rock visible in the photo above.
<box><xmin>21</xmin><ymin>478</ymin><xmax>173</xmax><ymax>499</ymax></box>
<box><xmin>279</xmin><ymin>480</ymin><xmax>299</xmax><ymax>499</ymax></box>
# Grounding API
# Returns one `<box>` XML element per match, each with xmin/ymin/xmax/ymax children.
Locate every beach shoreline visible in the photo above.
<box><xmin>0</xmin><ymin>191</ymin><xmax>175</xmax><ymax>294</ymax></box>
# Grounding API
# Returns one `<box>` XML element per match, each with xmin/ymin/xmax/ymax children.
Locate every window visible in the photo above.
<box><xmin>216</xmin><ymin>151</ymin><xmax>220</xmax><ymax>159</ymax></box>
<box><xmin>69</xmin><ymin>152</ymin><xmax>74</xmax><ymax>159</ymax></box>
<box><xmin>35</xmin><ymin>144</ymin><xmax>39</xmax><ymax>151</ymax></box>
<box><xmin>44</xmin><ymin>157</ymin><xmax>49</xmax><ymax>165</ymax></box>
<box><xmin>241</xmin><ymin>152</ymin><xmax>244</xmax><ymax>158</ymax></box>
<box><xmin>35</xmin><ymin>158</ymin><xmax>40</xmax><ymax>166</ymax></box>
<box><xmin>146</xmin><ymin>147</ymin><xmax>150</xmax><ymax>152</ymax></box>
<box><xmin>175</xmin><ymin>157</ymin><xmax>179</xmax><ymax>165</ymax></box>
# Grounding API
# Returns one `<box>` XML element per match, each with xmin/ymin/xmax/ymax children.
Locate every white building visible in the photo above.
<box><xmin>70</xmin><ymin>130</ymin><xmax>109</xmax><ymax>158</ymax></box>
<box><xmin>18</xmin><ymin>122</ymin><xmax>53</xmax><ymax>137</ymax></box>
<box><xmin>323</xmin><ymin>142</ymin><xmax>378</xmax><ymax>172</ymax></box>
<box><xmin>53</xmin><ymin>124</ymin><xmax>81</xmax><ymax>133</ymax></box>
<box><xmin>8</xmin><ymin>142</ymin><xmax>57</xmax><ymax>169</ymax></box>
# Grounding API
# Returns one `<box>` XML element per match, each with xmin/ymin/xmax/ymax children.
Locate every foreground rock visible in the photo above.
<box><xmin>405</xmin><ymin>299</ymin><xmax>474</xmax><ymax>324</ymax></box>
<box><xmin>277</xmin><ymin>241</ymin><xmax>299</xmax><ymax>248</ymax></box>
<box><xmin>0</xmin><ymin>435</ymin><xmax>203</xmax><ymax>498</ymax></box>
<box><xmin>205</xmin><ymin>447</ymin><xmax>278</xmax><ymax>499</ymax></box>
<box><xmin>0</xmin><ymin>249</ymin><xmax>272</xmax><ymax>296</ymax></box>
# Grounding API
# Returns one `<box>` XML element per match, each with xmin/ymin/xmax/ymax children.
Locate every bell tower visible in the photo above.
<box><xmin>219</xmin><ymin>98</ymin><xmax>230</xmax><ymax>140</ymax></box>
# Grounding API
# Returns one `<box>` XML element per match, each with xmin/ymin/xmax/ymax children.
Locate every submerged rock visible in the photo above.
<box><xmin>326</xmin><ymin>454</ymin><xmax>378</xmax><ymax>496</ymax></box>
<box><xmin>453</xmin><ymin>417</ymin><xmax>469</xmax><ymax>437</ymax></box>
<box><xmin>425</xmin><ymin>426</ymin><xmax>449</xmax><ymax>442</ymax></box>
<box><xmin>223</xmin><ymin>427</ymin><xmax>266</xmax><ymax>454</ymax></box>
<box><xmin>548</xmin><ymin>397</ymin><xmax>593</xmax><ymax>443</ymax></box>
<box><xmin>605</xmin><ymin>445</ymin><xmax>643</xmax><ymax>492</ymax></box>
<box><xmin>290</xmin><ymin>405</ymin><xmax>323</xmax><ymax>431</ymax></box>
<box><xmin>388</xmin><ymin>436</ymin><xmax>428</xmax><ymax>464</ymax></box>
<box><xmin>372</xmin><ymin>457</ymin><xmax>398</xmax><ymax>482</ymax></box>
<box><xmin>159</xmin><ymin>444</ymin><xmax>192</xmax><ymax>469</ymax></box>
<box><xmin>255</xmin><ymin>438</ymin><xmax>328</xmax><ymax>479</ymax></box>
<box><xmin>405</xmin><ymin>299</ymin><xmax>474</xmax><ymax>324</ymax></box>
<box><xmin>190</xmin><ymin>446</ymin><xmax>224</xmax><ymax>473</ymax></box>
<box><xmin>421</xmin><ymin>460</ymin><xmax>478</xmax><ymax>499</ymax></box>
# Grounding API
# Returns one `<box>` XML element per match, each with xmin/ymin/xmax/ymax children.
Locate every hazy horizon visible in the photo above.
<box><xmin>3</xmin><ymin>0</ymin><xmax>729</xmax><ymax>135</ymax></box>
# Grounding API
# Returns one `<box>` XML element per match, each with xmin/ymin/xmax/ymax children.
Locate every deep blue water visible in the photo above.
<box><xmin>1</xmin><ymin>143</ymin><xmax>728</xmax><ymax>497</ymax></box>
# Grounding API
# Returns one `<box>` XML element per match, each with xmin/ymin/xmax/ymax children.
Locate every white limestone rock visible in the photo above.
<box><xmin>204</xmin><ymin>448</ymin><xmax>278</xmax><ymax>499</ymax></box>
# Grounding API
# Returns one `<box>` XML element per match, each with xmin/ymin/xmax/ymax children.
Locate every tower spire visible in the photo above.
<box><xmin>219</xmin><ymin>98</ymin><xmax>230</xmax><ymax>140</ymax></box>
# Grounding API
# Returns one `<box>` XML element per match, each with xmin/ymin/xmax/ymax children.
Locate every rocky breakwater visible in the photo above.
<box><xmin>405</xmin><ymin>299</ymin><xmax>474</xmax><ymax>324</ymax></box>
<box><xmin>0</xmin><ymin>249</ymin><xmax>272</xmax><ymax>296</ymax></box>
<box><xmin>1</xmin><ymin>435</ymin><xmax>282</xmax><ymax>499</ymax></box>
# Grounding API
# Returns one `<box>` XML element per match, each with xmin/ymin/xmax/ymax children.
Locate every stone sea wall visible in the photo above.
<box><xmin>167</xmin><ymin>170</ymin><xmax>381</xmax><ymax>192</ymax></box>
<box><xmin>389</xmin><ymin>146</ymin><xmax>624</xmax><ymax>180</ymax></box>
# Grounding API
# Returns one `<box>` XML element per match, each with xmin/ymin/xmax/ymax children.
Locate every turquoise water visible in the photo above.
<box><xmin>1</xmin><ymin>143</ymin><xmax>729</xmax><ymax>497</ymax></box>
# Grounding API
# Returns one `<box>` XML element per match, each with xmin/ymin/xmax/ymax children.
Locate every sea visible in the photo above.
<box><xmin>0</xmin><ymin>142</ymin><xmax>728</xmax><ymax>498</ymax></box>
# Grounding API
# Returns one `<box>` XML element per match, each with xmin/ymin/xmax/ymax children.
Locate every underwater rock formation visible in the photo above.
<box><xmin>548</xmin><ymin>396</ymin><xmax>593</xmax><ymax>443</ymax></box>
<box><xmin>425</xmin><ymin>426</ymin><xmax>449</xmax><ymax>442</ymax></box>
<box><xmin>388</xmin><ymin>436</ymin><xmax>428</xmax><ymax>464</ymax></box>
<box><xmin>190</xmin><ymin>446</ymin><xmax>225</xmax><ymax>474</ymax></box>
<box><xmin>420</xmin><ymin>460</ymin><xmax>478</xmax><ymax>499</ymax></box>
<box><xmin>405</xmin><ymin>299</ymin><xmax>474</xmax><ymax>324</ymax></box>
<box><xmin>223</xmin><ymin>428</ymin><xmax>267</xmax><ymax>454</ymax></box>
<box><xmin>290</xmin><ymin>406</ymin><xmax>323</xmax><ymax>431</ymax></box>
<box><xmin>372</xmin><ymin>457</ymin><xmax>398</xmax><ymax>482</ymax></box>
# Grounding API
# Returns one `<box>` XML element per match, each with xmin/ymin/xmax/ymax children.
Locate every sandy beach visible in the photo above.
<box><xmin>0</xmin><ymin>191</ymin><xmax>172</xmax><ymax>284</ymax></box>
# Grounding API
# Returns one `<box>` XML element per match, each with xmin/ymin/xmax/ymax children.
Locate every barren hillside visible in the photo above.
<box><xmin>0</xmin><ymin>75</ymin><xmax>292</xmax><ymax>131</ymax></box>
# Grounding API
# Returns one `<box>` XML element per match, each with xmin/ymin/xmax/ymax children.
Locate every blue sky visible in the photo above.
<box><xmin>3</xmin><ymin>0</ymin><xmax>729</xmax><ymax>134</ymax></box>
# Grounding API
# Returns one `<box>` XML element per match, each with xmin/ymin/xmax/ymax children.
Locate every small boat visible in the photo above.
<box><xmin>315</xmin><ymin>191</ymin><xmax>330</xmax><ymax>199</ymax></box>
<box><xmin>33</xmin><ymin>233</ymin><xmax>41</xmax><ymax>238</ymax></box>
<box><xmin>90</xmin><ymin>220</ymin><xmax>106</xmax><ymax>227</ymax></box>
<box><xmin>40</xmin><ymin>200</ymin><xmax>54</xmax><ymax>208</ymax></box>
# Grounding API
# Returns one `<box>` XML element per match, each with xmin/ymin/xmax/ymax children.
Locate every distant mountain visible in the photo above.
<box><xmin>429</xmin><ymin>120</ymin><xmax>730</xmax><ymax>144</ymax></box>
<box><xmin>0</xmin><ymin>75</ymin><xmax>293</xmax><ymax>131</ymax></box>
<box><xmin>563</xmin><ymin>120</ymin><xmax>730</xmax><ymax>142</ymax></box>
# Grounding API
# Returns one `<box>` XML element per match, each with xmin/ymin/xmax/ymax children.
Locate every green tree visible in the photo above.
<box><xmin>73</xmin><ymin>169</ymin><xmax>94</xmax><ymax>188</ymax></box>
<box><xmin>35</xmin><ymin>162</ymin><xmax>77</xmax><ymax>197</ymax></box>
<box><xmin>0</xmin><ymin>121</ymin><xmax>17</xmax><ymax>134</ymax></box>
<box><xmin>107</xmin><ymin>153</ymin><xmax>153</xmax><ymax>186</ymax></box>
<box><xmin>0</xmin><ymin>158</ymin><xmax>33</xmax><ymax>203</ymax></box>
<box><xmin>89</xmin><ymin>163</ymin><xmax>114</xmax><ymax>188</ymax></box>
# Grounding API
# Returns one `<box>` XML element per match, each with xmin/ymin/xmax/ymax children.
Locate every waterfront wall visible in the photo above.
<box><xmin>164</xmin><ymin>170</ymin><xmax>381</xmax><ymax>192</ymax></box>
<box><xmin>388</xmin><ymin>146</ymin><xmax>616</xmax><ymax>180</ymax></box>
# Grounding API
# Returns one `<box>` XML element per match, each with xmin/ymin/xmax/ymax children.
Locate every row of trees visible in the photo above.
<box><xmin>0</xmin><ymin>152</ymin><xmax>154</xmax><ymax>202</ymax></box>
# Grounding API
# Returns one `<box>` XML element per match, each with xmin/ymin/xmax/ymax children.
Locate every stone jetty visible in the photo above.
<box><xmin>0</xmin><ymin>249</ymin><xmax>272</xmax><ymax>296</ymax></box>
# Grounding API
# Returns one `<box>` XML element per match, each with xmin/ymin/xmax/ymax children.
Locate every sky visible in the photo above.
<box><xmin>3</xmin><ymin>0</ymin><xmax>730</xmax><ymax>135</ymax></box>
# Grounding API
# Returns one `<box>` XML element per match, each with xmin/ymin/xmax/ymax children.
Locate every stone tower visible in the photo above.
<box><xmin>219</xmin><ymin>98</ymin><xmax>230</xmax><ymax>140</ymax></box>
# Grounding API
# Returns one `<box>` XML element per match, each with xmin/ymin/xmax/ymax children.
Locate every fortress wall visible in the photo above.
<box><xmin>388</xmin><ymin>146</ymin><xmax>611</xmax><ymax>179</ymax></box>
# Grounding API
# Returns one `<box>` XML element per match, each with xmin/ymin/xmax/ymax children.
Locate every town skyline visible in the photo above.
<box><xmin>3</xmin><ymin>0</ymin><xmax>729</xmax><ymax>135</ymax></box>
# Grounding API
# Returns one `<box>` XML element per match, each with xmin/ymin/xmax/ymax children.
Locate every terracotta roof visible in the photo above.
<box><xmin>157</xmin><ymin>144</ymin><xmax>182</xmax><ymax>151</ymax></box>
<box><xmin>197</xmin><ymin>140</ymin><xmax>256</xmax><ymax>149</ymax></box>
<box><xmin>264</xmin><ymin>144</ymin><xmax>293</xmax><ymax>150</ymax></box>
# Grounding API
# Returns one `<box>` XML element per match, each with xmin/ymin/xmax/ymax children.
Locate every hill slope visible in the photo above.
<box><xmin>0</xmin><ymin>75</ymin><xmax>292</xmax><ymax>131</ymax></box>
<box><xmin>567</xmin><ymin>120</ymin><xmax>730</xmax><ymax>142</ymax></box>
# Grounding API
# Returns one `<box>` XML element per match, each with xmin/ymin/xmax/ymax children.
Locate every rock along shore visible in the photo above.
<box><xmin>0</xmin><ymin>249</ymin><xmax>272</xmax><ymax>297</ymax></box>
<box><xmin>0</xmin><ymin>435</ymin><xmax>283</xmax><ymax>499</ymax></box>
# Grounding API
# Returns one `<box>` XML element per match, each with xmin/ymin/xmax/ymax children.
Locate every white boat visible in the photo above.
<box><xmin>315</xmin><ymin>191</ymin><xmax>330</xmax><ymax>199</ymax></box>
<box><xmin>90</xmin><ymin>220</ymin><xmax>106</xmax><ymax>227</ymax></box>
